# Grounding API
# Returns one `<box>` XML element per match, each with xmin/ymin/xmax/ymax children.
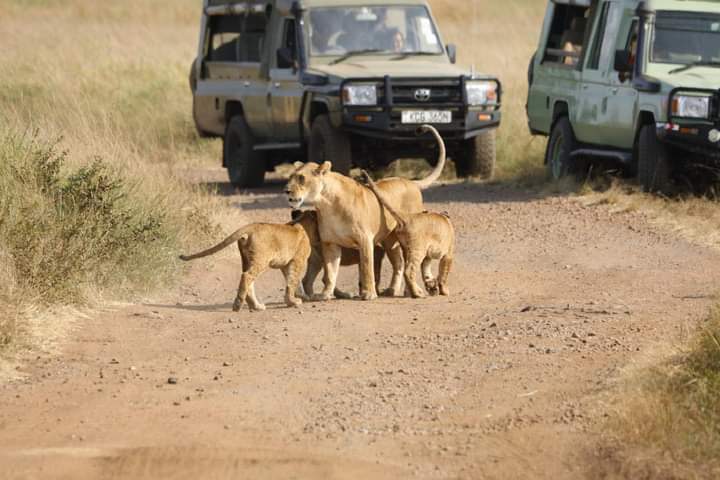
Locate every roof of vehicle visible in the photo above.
<box><xmin>647</xmin><ymin>0</ymin><xmax>720</xmax><ymax>12</ymax></box>
<box><xmin>206</xmin><ymin>0</ymin><xmax>432</xmax><ymax>9</ymax></box>
<box><xmin>205</xmin><ymin>0</ymin><xmax>435</xmax><ymax>17</ymax></box>
<box><xmin>551</xmin><ymin>0</ymin><xmax>720</xmax><ymax>12</ymax></box>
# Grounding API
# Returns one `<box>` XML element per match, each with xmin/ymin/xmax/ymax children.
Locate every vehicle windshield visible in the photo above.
<box><xmin>308</xmin><ymin>6</ymin><xmax>444</xmax><ymax>57</ymax></box>
<box><xmin>651</xmin><ymin>11</ymin><xmax>720</xmax><ymax>65</ymax></box>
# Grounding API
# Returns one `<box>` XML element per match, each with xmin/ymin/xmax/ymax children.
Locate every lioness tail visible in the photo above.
<box><xmin>179</xmin><ymin>228</ymin><xmax>251</xmax><ymax>261</ymax></box>
<box><xmin>413</xmin><ymin>124</ymin><xmax>446</xmax><ymax>190</ymax></box>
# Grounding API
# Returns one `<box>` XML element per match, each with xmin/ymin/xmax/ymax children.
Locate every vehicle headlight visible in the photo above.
<box><xmin>672</xmin><ymin>95</ymin><xmax>711</xmax><ymax>118</ymax></box>
<box><xmin>342</xmin><ymin>84</ymin><xmax>377</xmax><ymax>106</ymax></box>
<box><xmin>466</xmin><ymin>81</ymin><xmax>498</xmax><ymax>106</ymax></box>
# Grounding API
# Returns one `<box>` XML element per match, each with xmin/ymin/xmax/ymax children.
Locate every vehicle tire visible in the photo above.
<box><xmin>224</xmin><ymin>115</ymin><xmax>266</xmax><ymax>188</ymax></box>
<box><xmin>545</xmin><ymin>116</ymin><xmax>576</xmax><ymax>180</ymax></box>
<box><xmin>308</xmin><ymin>114</ymin><xmax>352</xmax><ymax>175</ymax></box>
<box><xmin>637</xmin><ymin>124</ymin><xmax>672</xmax><ymax>194</ymax></box>
<box><xmin>455</xmin><ymin>129</ymin><xmax>496</xmax><ymax>179</ymax></box>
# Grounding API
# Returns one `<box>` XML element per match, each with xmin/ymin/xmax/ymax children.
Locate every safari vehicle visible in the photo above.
<box><xmin>190</xmin><ymin>0</ymin><xmax>501</xmax><ymax>187</ymax></box>
<box><xmin>527</xmin><ymin>0</ymin><xmax>720</xmax><ymax>193</ymax></box>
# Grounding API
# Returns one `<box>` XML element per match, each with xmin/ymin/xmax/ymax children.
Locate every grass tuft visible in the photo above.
<box><xmin>595</xmin><ymin>307</ymin><xmax>720</xmax><ymax>479</ymax></box>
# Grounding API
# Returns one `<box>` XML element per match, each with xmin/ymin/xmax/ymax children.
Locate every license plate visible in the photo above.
<box><xmin>401</xmin><ymin>110</ymin><xmax>452</xmax><ymax>124</ymax></box>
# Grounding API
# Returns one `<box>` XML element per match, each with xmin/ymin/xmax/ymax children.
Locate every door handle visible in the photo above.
<box><xmin>582</xmin><ymin>84</ymin><xmax>589</xmax><ymax>90</ymax></box>
<box><xmin>243</xmin><ymin>81</ymin><xmax>250</xmax><ymax>87</ymax></box>
<box><xmin>273</xmin><ymin>82</ymin><xmax>281</xmax><ymax>89</ymax></box>
<box><xmin>611</xmin><ymin>87</ymin><xmax>619</xmax><ymax>94</ymax></box>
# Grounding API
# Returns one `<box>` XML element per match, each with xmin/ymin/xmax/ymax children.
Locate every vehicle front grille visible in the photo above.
<box><xmin>376</xmin><ymin>78</ymin><xmax>464</xmax><ymax>107</ymax></box>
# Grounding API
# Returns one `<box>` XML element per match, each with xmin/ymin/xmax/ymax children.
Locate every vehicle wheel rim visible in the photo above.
<box><xmin>550</xmin><ymin>134</ymin><xmax>564</xmax><ymax>180</ymax></box>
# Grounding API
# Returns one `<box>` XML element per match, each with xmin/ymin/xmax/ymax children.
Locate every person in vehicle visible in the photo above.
<box><xmin>391</xmin><ymin>30</ymin><xmax>405</xmax><ymax>52</ymax></box>
<box><xmin>560</xmin><ymin>16</ymin><xmax>586</xmax><ymax>66</ymax></box>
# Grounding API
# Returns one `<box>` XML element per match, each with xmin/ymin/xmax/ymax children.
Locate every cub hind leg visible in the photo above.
<box><xmin>403</xmin><ymin>245</ymin><xmax>426</xmax><ymax>299</ymax></box>
<box><xmin>437</xmin><ymin>255</ymin><xmax>453</xmax><ymax>296</ymax></box>
<box><xmin>282</xmin><ymin>257</ymin><xmax>306</xmax><ymax>308</ymax></box>
<box><xmin>234</xmin><ymin>264</ymin><xmax>267</xmax><ymax>312</ymax></box>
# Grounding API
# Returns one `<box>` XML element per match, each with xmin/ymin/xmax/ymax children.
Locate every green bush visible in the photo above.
<box><xmin>0</xmin><ymin>132</ymin><xmax>178</xmax><ymax>305</ymax></box>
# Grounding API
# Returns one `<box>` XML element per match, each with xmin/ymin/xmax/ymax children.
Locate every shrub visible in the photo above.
<box><xmin>0</xmin><ymin>132</ymin><xmax>178</xmax><ymax>306</ymax></box>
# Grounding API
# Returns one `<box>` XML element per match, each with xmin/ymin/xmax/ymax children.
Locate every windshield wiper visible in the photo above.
<box><xmin>329</xmin><ymin>49</ymin><xmax>383</xmax><ymax>65</ymax></box>
<box><xmin>669</xmin><ymin>61</ymin><xmax>720</xmax><ymax>74</ymax></box>
<box><xmin>389</xmin><ymin>51</ymin><xmax>442</xmax><ymax>61</ymax></box>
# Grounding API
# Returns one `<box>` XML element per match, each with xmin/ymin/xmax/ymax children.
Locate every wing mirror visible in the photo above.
<box><xmin>277</xmin><ymin>47</ymin><xmax>295</xmax><ymax>69</ymax></box>
<box><xmin>446</xmin><ymin>44</ymin><xmax>457</xmax><ymax>64</ymax></box>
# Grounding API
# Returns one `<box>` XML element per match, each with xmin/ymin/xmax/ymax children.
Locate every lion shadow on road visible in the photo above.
<box><xmin>144</xmin><ymin>301</ymin><xmax>315</xmax><ymax>313</ymax></box>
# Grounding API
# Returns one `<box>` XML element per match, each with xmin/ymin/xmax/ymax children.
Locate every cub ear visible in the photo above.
<box><xmin>293</xmin><ymin>161</ymin><xmax>304</xmax><ymax>170</ymax></box>
<box><xmin>315</xmin><ymin>161</ymin><xmax>332</xmax><ymax>175</ymax></box>
<box><xmin>290</xmin><ymin>209</ymin><xmax>303</xmax><ymax>221</ymax></box>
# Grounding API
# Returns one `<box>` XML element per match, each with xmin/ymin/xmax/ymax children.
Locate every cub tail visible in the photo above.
<box><xmin>179</xmin><ymin>227</ymin><xmax>252</xmax><ymax>261</ymax></box>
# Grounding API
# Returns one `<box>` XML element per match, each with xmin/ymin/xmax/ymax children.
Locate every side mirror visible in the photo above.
<box><xmin>446</xmin><ymin>44</ymin><xmax>457</xmax><ymax>64</ymax></box>
<box><xmin>614</xmin><ymin>49</ymin><xmax>632</xmax><ymax>72</ymax></box>
<box><xmin>277</xmin><ymin>47</ymin><xmax>295</xmax><ymax>69</ymax></box>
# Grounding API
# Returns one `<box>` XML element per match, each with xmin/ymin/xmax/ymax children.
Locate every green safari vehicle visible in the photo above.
<box><xmin>527</xmin><ymin>0</ymin><xmax>720</xmax><ymax>193</ymax></box>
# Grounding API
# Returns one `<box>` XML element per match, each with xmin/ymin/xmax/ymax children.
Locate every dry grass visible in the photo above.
<box><xmin>593</xmin><ymin>307</ymin><xmax>720</xmax><ymax>480</ymax></box>
<box><xmin>431</xmin><ymin>0</ymin><xmax>547</xmax><ymax>181</ymax></box>
<box><xmin>0</xmin><ymin>0</ymin><xmax>223</xmax><ymax>353</ymax></box>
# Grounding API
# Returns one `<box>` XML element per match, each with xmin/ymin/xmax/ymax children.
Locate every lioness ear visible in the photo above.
<box><xmin>315</xmin><ymin>161</ymin><xmax>332</xmax><ymax>176</ymax></box>
<box><xmin>293</xmin><ymin>161</ymin><xmax>304</xmax><ymax>170</ymax></box>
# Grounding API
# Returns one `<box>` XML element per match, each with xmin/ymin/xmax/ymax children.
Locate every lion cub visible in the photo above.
<box><xmin>360</xmin><ymin>170</ymin><xmax>455</xmax><ymax>298</ymax></box>
<box><xmin>179</xmin><ymin>222</ymin><xmax>310</xmax><ymax>311</ymax></box>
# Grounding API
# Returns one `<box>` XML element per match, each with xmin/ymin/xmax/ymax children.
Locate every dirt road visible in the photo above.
<box><xmin>2</xmin><ymin>168</ymin><xmax>719</xmax><ymax>479</ymax></box>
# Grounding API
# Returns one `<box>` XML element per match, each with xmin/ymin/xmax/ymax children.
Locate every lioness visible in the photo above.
<box><xmin>360</xmin><ymin>170</ymin><xmax>455</xmax><ymax>298</ymax></box>
<box><xmin>284</xmin><ymin>124</ymin><xmax>446</xmax><ymax>300</ymax></box>
<box><xmin>290</xmin><ymin>209</ymin><xmax>384</xmax><ymax>299</ymax></box>
<box><xmin>179</xmin><ymin>222</ymin><xmax>310</xmax><ymax>311</ymax></box>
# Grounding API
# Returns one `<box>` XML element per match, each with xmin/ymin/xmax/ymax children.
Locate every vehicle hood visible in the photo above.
<box><xmin>650</xmin><ymin>67</ymin><xmax>720</xmax><ymax>91</ymax></box>
<box><xmin>307</xmin><ymin>60</ymin><xmax>473</xmax><ymax>80</ymax></box>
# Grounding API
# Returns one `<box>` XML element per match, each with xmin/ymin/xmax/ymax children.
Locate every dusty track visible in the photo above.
<box><xmin>2</xmin><ymin>168</ymin><xmax>719</xmax><ymax>479</ymax></box>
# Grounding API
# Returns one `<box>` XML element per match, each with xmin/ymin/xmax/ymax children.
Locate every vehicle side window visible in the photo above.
<box><xmin>626</xmin><ymin>20</ymin><xmax>639</xmax><ymax>65</ymax></box>
<box><xmin>586</xmin><ymin>2</ymin><xmax>611</xmax><ymax>70</ymax></box>
<box><xmin>542</xmin><ymin>4</ymin><xmax>590</xmax><ymax>67</ymax></box>
<box><xmin>618</xmin><ymin>20</ymin><xmax>639</xmax><ymax>81</ymax></box>
<box><xmin>206</xmin><ymin>13</ymin><xmax>267</xmax><ymax>63</ymax></box>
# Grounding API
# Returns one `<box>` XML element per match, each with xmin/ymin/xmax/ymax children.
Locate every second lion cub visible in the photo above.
<box><xmin>360</xmin><ymin>170</ymin><xmax>455</xmax><ymax>298</ymax></box>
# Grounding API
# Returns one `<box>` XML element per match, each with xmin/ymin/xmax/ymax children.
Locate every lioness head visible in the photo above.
<box><xmin>284</xmin><ymin>161</ymin><xmax>332</xmax><ymax>209</ymax></box>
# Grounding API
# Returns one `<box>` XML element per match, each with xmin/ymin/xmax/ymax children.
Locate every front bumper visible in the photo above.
<box><xmin>338</xmin><ymin>75</ymin><xmax>501</xmax><ymax>141</ymax></box>
<box><xmin>657</xmin><ymin>122</ymin><xmax>720</xmax><ymax>158</ymax></box>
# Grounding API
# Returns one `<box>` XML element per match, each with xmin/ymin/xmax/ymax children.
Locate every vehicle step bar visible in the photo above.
<box><xmin>253</xmin><ymin>142</ymin><xmax>302</xmax><ymax>151</ymax></box>
<box><xmin>570</xmin><ymin>148</ymin><xmax>632</xmax><ymax>164</ymax></box>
